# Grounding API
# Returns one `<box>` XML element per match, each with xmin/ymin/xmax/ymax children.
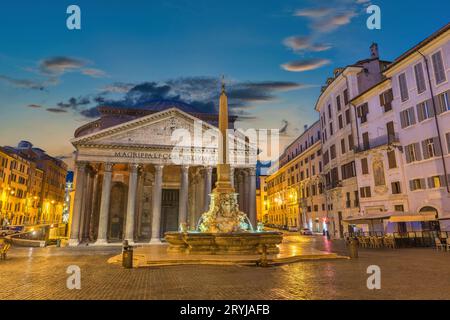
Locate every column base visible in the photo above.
<box><xmin>68</xmin><ymin>239</ymin><xmax>80</xmax><ymax>247</ymax></box>
<box><xmin>92</xmin><ymin>239</ymin><xmax>109</xmax><ymax>246</ymax></box>
<box><xmin>149</xmin><ymin>238</ymin><xmax>162</xmax><ymax>244</ymax></box>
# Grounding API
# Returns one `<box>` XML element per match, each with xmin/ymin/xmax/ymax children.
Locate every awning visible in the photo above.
<box><xmin>343</xmin><ymin>213</ymin><xmax>392</xmax><ymax>224</ymax></box>
<box><xmin>343</xmin><ymin>211</ymin><xmax>439</xmax><ymax>224</ymax></box>
<box><xmin>388</xmin><ymin>211</ymin><xmax>437</xmax><ymax>223</ymax></box>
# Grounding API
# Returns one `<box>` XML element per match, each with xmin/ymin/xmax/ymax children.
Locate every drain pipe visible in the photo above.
<box><xmin>418</xmin><ymin>50</ymin><xmax>450</xmax><ymax>193</ymax></box>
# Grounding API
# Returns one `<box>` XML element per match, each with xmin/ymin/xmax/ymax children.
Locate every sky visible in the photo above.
<box><xmin>0</xmin><ymin>0</ymin><xmax>449</xmax><ymax>169</ymax></box>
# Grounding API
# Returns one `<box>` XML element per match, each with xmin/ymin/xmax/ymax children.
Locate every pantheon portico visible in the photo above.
<box><xmin>68</xmin><ymin>104</ymin><xmax>257</xmax><ymax>246</ymax></box>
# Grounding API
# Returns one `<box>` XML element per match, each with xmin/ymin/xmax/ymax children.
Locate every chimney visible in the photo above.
<box><xmin>370</xmin><ymin>43</ymin><xmax>379</xmax><ymax>58</ymax></box>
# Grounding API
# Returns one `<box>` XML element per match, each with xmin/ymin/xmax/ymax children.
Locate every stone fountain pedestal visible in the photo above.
<box><xmin>165</xmin><ymin>191</ymin><xmax>283</xmax><ymax>255</ymax></box>
<box><xmin>165</xmin><ymin>231</ymin><xmax>283</xmax><ymax>255</ymax></box>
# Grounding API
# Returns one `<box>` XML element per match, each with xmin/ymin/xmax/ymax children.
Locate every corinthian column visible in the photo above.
<box><xmin>178</xmin><ymin>165</ymin><xmax>189</xmax><ymax>229</ymax></box>
<box><xmin>203</xmin><ymin>166</ymin><xmax>213</xmax><ymax>212</ymax></box>
<box><xmin>69</xmin><ymin>162</ymin><xmax>87</xmax><ymax>246</ymax></box>
<box><xmin>95</xmin><ymin>163</ymin><xmax>113</xmax><ymax>245</ymax></box>
<box><xmin>150</xmin><ymin>165</ymin><xmax>164</xmax><ymax>243</ymax></box>
<box><xmin>248</xmin><ymin>167</ymin><xmax>257</xmax><ymax>227</ymax></box>
<box><xmin>125</xmin><ymin>163</ymin><xmax>139</xmax><ymax>244</ymax></box>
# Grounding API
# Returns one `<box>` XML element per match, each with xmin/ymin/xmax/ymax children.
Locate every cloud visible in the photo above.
<box><xmin>39</xmin><ymin>57</ymin><xmax>86</xmax><ymax>75</ymax></box>
<box><xmin>283</xmin><ymin>36</ymin><xmax>331</xmax><ymax>52</ymax></box>
<box><xmin>46</xmin><ymin>108</ymin><xmax>68</xmax><ymax>113</ymax></box>
<box><xmin>27</xmin><ymin>104</ymin><xmax>43</xmax><ymax>108</ymax></box>
<box><xmin>57</xmin><ymin>96</ymin><xmax>91</xmax><ymax>110</ymax></box>
<box><xmin>294</xmin><ymin>7</ymin><xmax>332</xmax><ymax>18</ymax></box>
<box><xmin>69</xmin><ymin>77</ymin><xmax>314</xmax><ymax>119</ymax></box>
<box><xmin>281</xmin><ymin>58</ymin><xmax>330</xmax><ymax>72</ymax></box>
<box><xmin>0</xmin><ymin>75</ymin><xmax>51</xmax><ymax>90</ymax></box>
<box><xmin>312</xmin><ymin>11</ymin><xmax>357</xmax><ymax>32</ymax></box>
<box><xmin>81</xmin><ymin>68</ymin><xmax>107</xmax><ymax>78</ymax></box>
<box><xmin>38</xmin><ymin>56</ymin><xmax>106</xmax><ymax>78</ymax></box>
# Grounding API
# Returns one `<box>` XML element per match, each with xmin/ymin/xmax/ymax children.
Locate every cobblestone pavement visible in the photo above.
<box><xmin>1</xmin><ymin>234</ymin><xmax>450</xmax><ymax>300</ymax></box>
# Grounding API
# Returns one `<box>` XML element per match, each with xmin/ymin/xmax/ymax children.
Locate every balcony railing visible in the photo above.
<box><xmin>355</xmin><ymin>133</ymin><xmax>399</xmax><ymax>152</ymax></box>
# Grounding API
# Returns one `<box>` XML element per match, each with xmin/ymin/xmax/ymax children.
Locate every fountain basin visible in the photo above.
<box><xmin>165</xmin><ymin>231</ymin><xmax>283</xmax><ymax>255</ymax></box>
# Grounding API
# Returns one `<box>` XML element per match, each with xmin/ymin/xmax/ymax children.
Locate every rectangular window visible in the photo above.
<box><xmin>416</xmin><ymin>99</ymin><xmax>434</xmax><ymax>122</ymax></box>
<box><xmin>344</xmin><ymin>89</ymin><xmax>349</xmax><ymax>105</ymax></box>
<box><xmin>357</xmin><ymin>103</ymin><xmax>369</xmax><ymax>123</ymax></box>
<box><xmin>395</xmin><ymin>205</ymin><xmax>405</xmax><ymax>212</ymax></box>
<box><xmin>362</xmin><ymin>132</ymin><xmax>370</xmax><ymax>150</ymax></box>
<box><xmin>341</xmin><ymin>139</ymin><xmax>346</xmax><ymax>154</ymax></box>
<box><xmin>338</xmin><ymin>114</ymin><xmax>343</xmax><ymax>129</ymax></box>
<box><xmin>341</xmin><ymin>161</ymin><xmax>356</xmax><ymax>180</ymax></box>
<box><xmin>414</xmin><ymin>63</ymin><xmax>427</xmax><ymax>94</ymax></box>
<box><xmin>336</xmin><ymin>95</ymin><xmax>341</xmax><ymax>111</ymax></box>
<box><xmin>361</xmin><ymin>158</ymin><xmax>369</xmax><ymax>174</ymax></box>
<box><xmin>379</xmin><ymin>89</ymin><xmax>393</xmax><ymax>112</ymax></box>
<box><xmin>387</xmin><ymin>150</ymin><xmax>397</xmax><ymax>169</ymax></box>
<box><xmin>435</xmin><ymin>91</ymin><xmax>449</xmax><ymax>114</ymax></box>
<box><xmin>329</xmin><ymin>122</ymin><xmax>334</xmax><ymax>136</ymax></box>
<box><xmin>432</xmin><ymin>51</ymin><xmax>446</xmax><ymax>85</ymax></box>
<box><xmin>391</xmin><ymin>181</ymin><xmax>401</xmax><ymax>194</ymax></box>
<box><xmin>330</xmin><ymin>145</ymin><xmax>336</xmax><ymax>160</ymax></box>
<box><xmin>410</xmin><ymin>178</ymin><xmax>426</xmax><ymax>191</ymax></box>
<box><xmin>400</xmin><ymin>107</ymin><xmax>416</xmax><ymax>128</ymax></box>
<box><xmin>328</xmin><ymin>104</ymin><xmax>332</xmax><ymax>119</ymax></box>
<box><xmin>399</xmin><ymin>73</ymin><xmax>409</xmax><ymax>102</ymax></box>
<box><xmin>360</xmin><ymin>186</ymin><xmax>372</xmax><ymax>198</ymax></box>
<box><xmin>345</xmin><ymin>109</ymin><xmax>351</xmax><ymax>125</ymax></box>
<box><xmin>323</xmin><ymin>151</ymin><xmax>329</xmax><ymax>166</ymax></box>
<box><xmin>386</xmin><ymin>121</ymin><xmax>396</xmax><ymax>143</ymax></box>
<box><xmin>422</xmin><ymin>137</ymin><xmax>442</xmax><ymax>159</ymax></box>
<box><xmin>348</xmin><ymin>134</ymin><xmax>354</xmax><ymax>151</ymax></box>
<box><xmin>428</xmin><ymin>175</ymin><xmax>444</xmax><ymax>189</ymax></box>
<box><xmin>405</xmin><ymin>143</ymin><xmax>422</xmax><ymax>163</ymax></box>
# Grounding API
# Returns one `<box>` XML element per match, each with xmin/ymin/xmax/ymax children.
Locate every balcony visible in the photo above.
<box><xmin>355</xmin><ymin>133</ymin><xmax>400</xmax><ymax>152</ymax></box>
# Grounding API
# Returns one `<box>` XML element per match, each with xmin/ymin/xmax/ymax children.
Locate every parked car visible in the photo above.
<box><xmin>288</xmin><ymin>226</ymin><xmax>299</xmax><ymax>232</ymax></box>
<box><xmin>300</xmin><ymin>228</ymin><xmax>313</xmax><ymax>236</ymax></box>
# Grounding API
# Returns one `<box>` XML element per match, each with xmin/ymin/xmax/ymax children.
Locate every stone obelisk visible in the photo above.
<box><xmin>197</xmin><ymin>77</ymin><xmax>249</xmax><ymax>233</ymax></box>
<box><xmin>214</xmin><ymin>78</ymin><xmax>234</xmax><ymax>193</ymax></box>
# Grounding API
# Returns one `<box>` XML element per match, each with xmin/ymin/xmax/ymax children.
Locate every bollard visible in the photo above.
<box><xmin>122</xmin><ymin>240</ymin><xmax>133</xmax><ymax>268</ymax></box>
<box><xmin>348</xmin><ymin>238</ymin><xmax>359</xmax><ymax>259</ymax></box>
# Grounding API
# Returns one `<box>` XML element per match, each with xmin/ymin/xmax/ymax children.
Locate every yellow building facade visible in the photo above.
<box><xmin>265</xmin><ymin>122</ymin><xmax>329</xmax><ymax>232</ymax></box>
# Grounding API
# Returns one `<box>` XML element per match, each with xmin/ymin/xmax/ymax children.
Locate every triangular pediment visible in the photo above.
<box><xmin>72</xmin><ymin>108</ymin><xmax>220</xmax><ymax>148</ymax></box>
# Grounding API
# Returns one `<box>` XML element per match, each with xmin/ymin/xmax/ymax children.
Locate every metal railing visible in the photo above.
<box><xmin>355</xmin><ymin>133</ymin><xmax>400</xmax><ymax>152</ymax></box>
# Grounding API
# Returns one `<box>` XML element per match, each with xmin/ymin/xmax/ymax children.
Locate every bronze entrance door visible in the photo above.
<box><xmin>160</xmin><ymin>189</ymin><xmax>179</xmax><ymax>238</ymax></box>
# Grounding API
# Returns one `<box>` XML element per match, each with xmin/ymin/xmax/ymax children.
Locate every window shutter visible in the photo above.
<box><xmin>409</xmin><ymin>180</ymin><xmax>415</xmax><ymax>191</ymax></box>
<box><xmin>434</xmin><ymin>137</ymin><xmax>442</xmax><ymax>156</ymax></box>
<box><xmin>399</xmin><ymin>73</ymin><xmax>409</xmax><ymax>101</ymax></box>
<box><xmin>405</xmin><ymin>146</ymin><xmax>411</xmax><ymax>163</ymax></box>
<box><xmin>427</xmin><ymin>177</ymin><xmax>434</xmax><ymax>188</ymax></box>
<box><xmin>400</xmin><ymin>111</ymin><xmax>407</xmax><ymax>128</ymax></box>
<box><xmin>420</xmin><ymin>178</ymin><xmax>426</xmax><ymax>189</ymax></box>
<box><xmin>409</xmin><ymin>107</ymin><xmax>416</xmax><ymax>125</ymax></box>
<box><xmin>427</xmin><ymin>99</ymin><xmax>435</xmax><ymax>117</ymax></box>
<box><xmin>414</xmin><ymin>143</ymin><xmax>422</xmax><ymax>161</ymax></box>
<box><xmin>379</xmin><ymin>93</ymin><xmax>385</xmax><ymax>106</ymax></box>
<box><xmin>446</xmin><ymin>133</ymin><xmax>450</xmax><ymax>153</ymax></box>
<box><xmin>417</xmin><ymin>104</ymin><xmax>425</xmax><ymax>122</ymax></box>
<box><xmin>432</xmin><ymin>52</ymin><xmax>446</xmax><ymax>84</ymax></box>
<box><xmin>422</xmin><ymin>140</ymin><xmax>430</xmax><ymax>159</ymax></box>
<box><xmin>414</xmin><ymin>63</ymin><xmax>426</xmax><ymax>93</ymax></box>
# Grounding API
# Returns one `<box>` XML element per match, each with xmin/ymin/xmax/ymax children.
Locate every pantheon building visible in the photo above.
<box><xmin>68</xmin><ymin>101</ymin><xmax>257</xmax><ymax>246</ymax></box>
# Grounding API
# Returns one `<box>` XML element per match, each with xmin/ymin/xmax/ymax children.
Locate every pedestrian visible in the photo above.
<box><xmin>326</xmin><ymin>230</ymin><xmax>331</xmax><ymax>240</ymax></box>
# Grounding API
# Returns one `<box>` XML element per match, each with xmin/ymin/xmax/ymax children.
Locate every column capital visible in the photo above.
<box><xmin>205</xmin><ymin>166</ymin><xmax>213</xmax><ymax>174</ymax></box>
<box><xmin>154</xmin><ymin>164</ymin><xmax>164</xmax><ymax>172</ymax></box>
<box><xmin>248</xmin><ymin>167</ymin><xmax>257</xmax><ymax>176</ymax></box>
<box><xmin>180</xmin><ymin>165</ymin><xmax>190</xmax><ymax>173</ymax></box>
<box><xmin>130</xmin><ymin>163</ymin><xmax>140</xmax><ymax>173</ymax></box>
<box><xmin>76</xmin><ymin>161</ymin><xmax>88</xmax><ymax>171</ymax></box>
<box><xmin>103</xmin><ymin>162</ymin><xmax>114</xmax><ymax>172</ymax></box>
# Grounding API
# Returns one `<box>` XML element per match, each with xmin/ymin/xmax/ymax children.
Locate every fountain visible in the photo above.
<box><xmin>165</xmin><ymin>78</ymin><xmax>283</xmax><ymax>255</ymax></box>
